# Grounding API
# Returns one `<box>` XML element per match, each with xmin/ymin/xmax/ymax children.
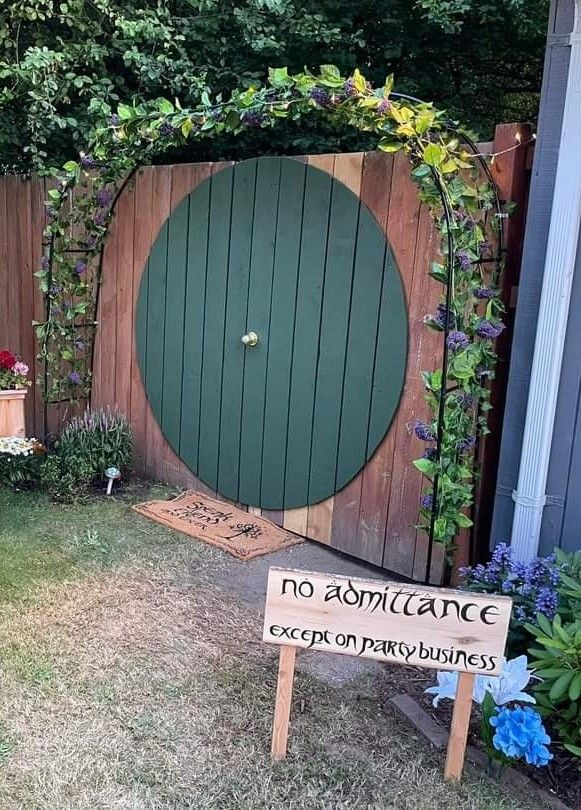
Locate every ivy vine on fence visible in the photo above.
<box><xmin>36</xmin><ymin>65</ymin><xmax>507</xmax><ymax>565</ymax></box>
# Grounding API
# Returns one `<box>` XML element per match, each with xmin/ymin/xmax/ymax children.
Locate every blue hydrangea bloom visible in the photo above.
<box><xmin>490</xmin><ymin>706</ymin><xmax>552</xmax><ymax>767</ymax></box>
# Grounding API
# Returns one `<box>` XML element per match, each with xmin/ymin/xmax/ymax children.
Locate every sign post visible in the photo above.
<box><xmin>263</xmin><ymin>567</ymin><xmax>512</xmax><ymax>780</ymax></box>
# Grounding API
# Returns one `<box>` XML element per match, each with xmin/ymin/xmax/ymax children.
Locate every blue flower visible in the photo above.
<box><xmin>490</xmin><ymin>706</ymin><xmax>552</xmax><ymax>767</ymax></box>
<box><xmin>309</xmin><ymin>87</ymin><xmax>330</xmax><ymax>107</ymax></box>
<box><xmin>420</xmin><ymin>493</ymin><xmax>434</xmax><ymax>510</ymax></box>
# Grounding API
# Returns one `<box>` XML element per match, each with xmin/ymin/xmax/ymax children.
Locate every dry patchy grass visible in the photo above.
<box><xmin>0</xmin><ymin>570</ymin><xmax>544</xmax><ymax>809</ymax></box>
<box><xmin>0</xmin><ymin>486</ymin><xmax>550</xmax><ymax>808</ymax></box>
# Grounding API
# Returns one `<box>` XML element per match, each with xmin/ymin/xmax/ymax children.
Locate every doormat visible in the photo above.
<box><xmin>132</xmin><ymin>490</ymin><xmax>304</xmax><ymax>560</ymax></box>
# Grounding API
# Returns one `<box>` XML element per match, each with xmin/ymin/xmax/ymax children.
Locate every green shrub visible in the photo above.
<box><xmin>526</xmin><ymin>612</ymin><xmax>581</xmax><ymax>757</ymax></box>
<box><xmin>40</xmin><ymin>453</ymin><xmax>93</xmax><ymax>503</ymax></box>
<box><xmin>0</xmin><ymin>437</ymin><xmax>45</xmax><ymax>489</ymax></box>
<box><xmin>57</xmin><ymin>407</ymin><xmax>132</xmax><ymax>481</ymax></box>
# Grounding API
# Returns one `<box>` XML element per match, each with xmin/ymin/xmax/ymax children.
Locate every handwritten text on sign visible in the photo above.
<box><xmin>263</xmin><ymin>568</ymin><xmax>512</xmax><ymax>676</ymax></box>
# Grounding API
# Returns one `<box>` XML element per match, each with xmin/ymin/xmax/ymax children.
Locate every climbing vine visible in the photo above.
<box><xmin>36</xmin><ymin>65</ymin><xmax>506</xmax><ymax>555</ymax></box>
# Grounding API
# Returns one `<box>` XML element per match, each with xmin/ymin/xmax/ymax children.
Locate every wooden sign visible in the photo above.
<box><xmin>263</xmin><ymin>567</ymin><xmax>512</xmax><ymax>780</ymax></box>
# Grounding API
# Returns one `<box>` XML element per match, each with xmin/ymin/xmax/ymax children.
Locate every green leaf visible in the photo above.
<box><xmin>422</xmin><ymin>143</ymin><xmax>444</xmax><ymax>167</ymax></box>
<box><xmin>535</xmin><ymin>612</ymin><xmax>554</xmax><ymax>638</ymax></box>
<box><xmin>455</xmin><ymin>513</ymin><xmax>473</xmax><ymax>528</ymax></box>
<box><xmin>413</xmin><ymin>458</ymin><xmax>435</xmax><ymax>476</ymax></box>
<box><xmin>63</xmin><ymin>160</ymin><xmax>78</xmax><ymax>172</ymax></box>
<box><xmin>378</xmin><ymin>139</ymin><xmax>403</xmax><ymax>153</ymax></box>
<box><xmin>568</xmin><ymin>672</ymin><xmax>581</xmax><ymax>702</ymax></box>
<box><xmin>181</xmin><ymin>118</ymin><xmax>193</xmax><ymax>137</ymax></box>
<box><xmin>117</xmin><ymin>104</ymin><xmax>135</xmax><ymax>120</ymax></box>
<box><xmin>157</xmin><ymin>98</ymin><xmax>174</xmax><ymax>114</ymax></box>
<box><xmin>549</xmin><ymin>670</ymin><xmax>574</xmax><ymax>702</ymax></box>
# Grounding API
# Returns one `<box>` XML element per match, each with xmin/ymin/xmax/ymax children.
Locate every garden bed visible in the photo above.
<box><xmin>379</xmin><ymin>661</ymin><xmax>581</xmax><ymax>809</ymax></box>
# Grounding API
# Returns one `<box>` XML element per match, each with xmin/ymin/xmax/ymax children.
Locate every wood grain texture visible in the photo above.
<box><xmin>270</xmin><ymin>645</ymin><xmax>297</xmax><ymax>761</ymax></box>
<box><xmin>0</xmin><ymin>139</ymin><xmax>523</xmax><ymax>581</ymax></box>
<box><xmin>444</xmin><ymin>672</ymin><xmax>475</xmax><ymax>781</ymax></box>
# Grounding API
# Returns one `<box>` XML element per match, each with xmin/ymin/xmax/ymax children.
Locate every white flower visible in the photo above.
<box><xmin>486</xmin><ymin>655</ymin><xmax>536</xmax><ymax>705</ymax></box>
<box><xmin>425</xmin><ymin>670</ymin><xmax>489</xmax><ymax>706</ymax></box>
<box><xmin>424</xmin><ymin>655</ymin><xmax>536</xmax><ymax>707</ymax></box>
<box><xmin>0</xmin><ymin>437</ymin><xmax>39</xmax><ymax>457</ymax></box>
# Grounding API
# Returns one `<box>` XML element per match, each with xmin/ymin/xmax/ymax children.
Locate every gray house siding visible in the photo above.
<box><xmin>491</xmin><ymin>0</ymin><xmax>576</xmax><ymax>548</ymax></box>
<box><xmin>544</xmin><ymin>226</ymin><xmax>581</xmax><ymax>553</ymax></box>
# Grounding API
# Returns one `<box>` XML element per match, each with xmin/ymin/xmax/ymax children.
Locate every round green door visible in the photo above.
<box><xmin>136</xmin><ymin>157</ymin><xmax>407</xmax><ymax>509</ymax></box>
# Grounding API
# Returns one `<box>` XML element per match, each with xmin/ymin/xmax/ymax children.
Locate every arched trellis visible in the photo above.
<box><xmin>38</xmin><ymin>66</ymin><xmax>508</xmax><ymax>583</ymax></box>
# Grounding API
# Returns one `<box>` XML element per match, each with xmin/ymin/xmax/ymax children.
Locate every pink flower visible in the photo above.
<box><xmin>12</xmin><ymin>361</ymin><xmax>28</xmax><ymax>377</ymax></box>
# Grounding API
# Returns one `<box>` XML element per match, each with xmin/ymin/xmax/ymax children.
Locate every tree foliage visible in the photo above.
<box><xmin>0</xmin><ymin>0</ymin><xmax>548</xmax><ymax>171</ymax></box>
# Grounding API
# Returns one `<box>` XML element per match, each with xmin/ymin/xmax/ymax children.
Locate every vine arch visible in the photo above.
<box><xmin>37</xmin><ymin>65</ymin><xmax>507</xmax><ymax>580</ymax></box>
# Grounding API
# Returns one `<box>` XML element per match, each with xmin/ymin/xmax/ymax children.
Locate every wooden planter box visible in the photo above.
<box><xmin>0</xmin><ymin>389</ymin><xmax>27</xmax><ymax>437</ymax></box>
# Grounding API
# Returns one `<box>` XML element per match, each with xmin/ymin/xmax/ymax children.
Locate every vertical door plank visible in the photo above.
<box><xmin>114</xmin><ymin>180</ymin><xmax>136</xmax><ymax>418</ymax></box>
<box><xmin>284</xmin><ymin>154</ymin><xmax>334</xmax><ymax>536</ymax></box>
<box><xmin>0</xmin><ymin>180</ymin><xmax>8</xmax><ymax>351</ymax></box>
<box><xmin>143</xmin><ymin>166</ymin><xmax>172</xmax><ymax>481</ymax></box>
<box><xmin>261</xmin><ymin>159</ymin><xmax>307</xmax><ymax>509</ymax></box>
<box><xmin>353</xmin><ymin>153</ymin><xmax>396</xmax><ymax>565</ymax></box>
<box><xmin>198</xmin><ymin>167</ymin><xmax>235</xmax><ymax>490</ymax></box>
<box><xmin>130</xmin><ymin>168</ymin><xmax>154</xmax><ymax>475</ymax></box>
<box><xmin>97</xmin><ymin>185</ymin><xmax>119</xmax><ymax>412</ymax></box>
<box><xmin>238</xmin><ymin>158</ymin><xmax>282</xmax><ymax>506</ymax></box>
<box><xmin>332</xmin><ymin>154</ymin><xmax>395</xmax><ymax>557</ymax></box>
<box><xmin>383</xmin><ymin>161</ymin><xmax>440</xmax><ymax>576</ymax></box>
<box><xmin>179</xmin><ymin>164</ymin><xmax>216</xmax><ymax>493</ymax></box>
<box><xmin>306</xmin><ymin>154</ymin><xmax>362</xmax><ymax>543</ymax></box>
<box><xmin>161</xmin><ymin>194</ymin><xmax>190</xmax><ymax>454</ymax></box>
<box><xmin>31</xmin><ymin>177</ymin><xmax>48</xmax><ymax>437</ymax></box>
<box><xmin>218</xmin><ymin>160</ymin><xmax>258</xmax><ymax>500</ymax></box>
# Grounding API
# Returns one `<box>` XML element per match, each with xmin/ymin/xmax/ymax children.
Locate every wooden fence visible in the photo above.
<box><xmin>0</xmin><ymin>124</ymin><xmax>531</xmax><ymax>578</ymax></box>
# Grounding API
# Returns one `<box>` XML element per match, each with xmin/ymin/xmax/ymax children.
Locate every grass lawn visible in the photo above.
<box><xmin>0</xmin><ymin>483</ymin><xmax>549</xmax><ymax>809</ymax></box>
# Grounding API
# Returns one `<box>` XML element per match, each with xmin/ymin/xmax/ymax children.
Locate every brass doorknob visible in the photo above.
<box><xmin>241</xmin><ymin>331</ymin><xmax>259</xmax><ymax>347</ymax></box>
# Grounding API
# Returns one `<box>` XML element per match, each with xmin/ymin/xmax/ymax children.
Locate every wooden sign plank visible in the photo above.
<box><xmin>263</xmin><ymin>568</ymin><xmax>511</xmax><ymax>676</ymax></box>
<box><xmin>263</xmin><ymin>567</ymin><xmax>512</xmax><ymax>779</ymax></box>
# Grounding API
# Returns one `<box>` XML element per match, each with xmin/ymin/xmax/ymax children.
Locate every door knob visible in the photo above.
<box><xmin>241</xmin><ymin>330</ymin><xmax>259</xmax><ymax>347</ymax></box>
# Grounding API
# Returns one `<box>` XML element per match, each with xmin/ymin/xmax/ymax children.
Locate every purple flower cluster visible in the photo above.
<box><xmin>456</xmin><ymin>392</ymin><xmax>476</xmax><ymax>410</ymax></box>
<box><xmin>241</xmin><ymin>111</ymin><xmax>266</xmax><ymax>128</ymax></box>
<box><xmin>412</xmin><ymin>420</ymin><xmax>435</xmax><ymax>441</ymax></box>
<box><xmin>420</xmin><ymin>492</ymin><xmax>434</xmax><ymax>510</ymax></box>
<box><xmin>108</xmin><ymin>114</ymin><xmax>121</xmax><ymax>126</ymax></box>
<box><xmin>422</xmin><ymin>447</ymin><xmax>438</xmax><ymax>461</ymax></box>
<box><xmin>41</xmin><ymin>256</ymin><xmax>50</xmax><ymax>271</ymax></box>
<box><xmin>446</xmin><ymin>330</ymin><xmax>470</xmax><ymax>353</ymax></box>
<box><xmin>456</xmin><ymin>251</ymin><xmax>472</xmax><ymax>270</ymax></box>
<box><xmin>428</xmin><ymin>303</ymin><xmax>456</xmax><ymax>330</ymax></box>
<box><xmin>473</xmin><ymin>287</ymin><xmax>497</xmax><ymax>300</ymax></box>
<box><xmin>68</xmin><ymin>371</ymin><xmax>82</xmax><ymax>385</ymax></box>
<box><xmin>476</xmin><ymin>319</ymin><xmax>505</xmax><ymax>340</ymax></box>
<box><xmin>309</xmin><ymin>87</ymin><xmax>330</xmax><ymax>107</ymax></box>
<box><xmin>460</xmin><ymin>542</ymin><xmax>560</xmax><ymax>622</ymax></box>
<box><xmin>377</xmin><ymin>98</ymin><xmax>391</xmax><ymax>114</ymax></box>
<box><xmin>93</xmin><ymin>209</ymin><xmax>108</xmax><ymax>227</ymax></box>
<box><xmin>159</xmin><ymin>122</ymin><xmax>175</xmax><ymax>137</ymax></box>
<box><xmin>456</xmin><ymin>434</ymin><xmax>476</xmax><ymax>453</ymax></box>
<box><xmin>343</xmin><ymin>78</ymin><xmax>359</xmax><ymax>97</ymax></box>
<box><xmin>80</xmin><ymin>154</ymin><xmax>97</xmax><ymax>170</ymax></box>
<box><xmin>96</xmin><ymin>188</ymin><xmax>113</xmax><ymax>208</ymax></box>
<box><xmin>75</xmin><ymin>260</ymin><xmax>87</xmax><ymax>275</ymax></box>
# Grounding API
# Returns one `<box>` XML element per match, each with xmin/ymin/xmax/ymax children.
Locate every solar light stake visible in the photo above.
<box><xmin>104</xmin><ymin>466</ymin><xmax>121</xmax><ymax>495</ymax></box>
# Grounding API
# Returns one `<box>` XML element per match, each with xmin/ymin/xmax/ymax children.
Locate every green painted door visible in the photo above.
<box><xmin>136</xmin><ymin>157</ymin><xmax>407</xmax><ymax>510</ymax></box>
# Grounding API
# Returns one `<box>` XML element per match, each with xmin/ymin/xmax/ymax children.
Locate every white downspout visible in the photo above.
<box><xmin>510</xmin><ymin>0</ymin><xmax>581</xmax><ymax>561</ymax></box>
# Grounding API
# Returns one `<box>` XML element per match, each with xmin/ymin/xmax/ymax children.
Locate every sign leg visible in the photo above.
<box><xmin>271</xmin><ymin>645</ymin><xmax>297</xmax><ymax>760</ymax></box>
<box><xmin>444</xmin><ymin>671</ymin><xmax>475</xmax><ymax>781</ymax></box>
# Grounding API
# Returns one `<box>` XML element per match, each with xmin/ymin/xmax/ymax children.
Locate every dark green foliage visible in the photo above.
<box><xmin>57</xmin><ymin>407</ymin><xmax>133</xmax><ymax>481</ymax></box>
<box><xmin>526</xmin><ymin>612</ymin><xmax>581</xmax><ymax>758</ymax></box>
<box><xmin>0</xmin><ymin>0</ymin><xmax>548</xmax><ymax>171</ymax></box>
<box><xmin>39</xmin><ymin>453</ymin><xmax>93</xmax><ymax>503</ymax></box>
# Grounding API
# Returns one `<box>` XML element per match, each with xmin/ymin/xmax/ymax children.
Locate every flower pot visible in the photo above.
<box><xmin>0</xmin><ymin>389</ymin><xmax>27</xmax><ymax>437</ymax></box>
